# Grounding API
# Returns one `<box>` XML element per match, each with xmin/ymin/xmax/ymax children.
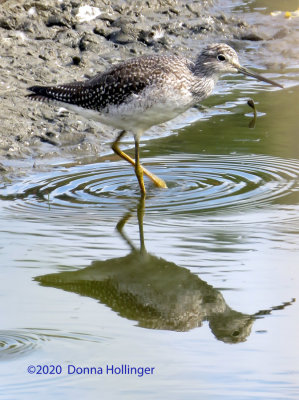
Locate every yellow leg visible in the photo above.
<box><xmin>134</xmin><ymin>137</ymin><xmax>146</xmax><ymax>195</ymax></box>
<box><xmin>111</xmin><ymin>130</ymin><xmax>168</xmax><ymax>189</ymax></box>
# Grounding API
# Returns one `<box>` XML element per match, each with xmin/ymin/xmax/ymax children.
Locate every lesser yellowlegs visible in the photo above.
<box><xmin>27</xmin><ymin>43</ymin><xmax>282</xmax><ymax>195</ymax></box>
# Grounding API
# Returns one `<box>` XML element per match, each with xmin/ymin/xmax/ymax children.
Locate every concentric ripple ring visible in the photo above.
<box><xmin>0</xmin><ymin>154</ymin><xmax>298</xmax><ymax>217</ymax></box>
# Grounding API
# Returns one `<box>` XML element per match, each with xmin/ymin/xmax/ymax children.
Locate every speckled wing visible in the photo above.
<box><xmin>27</xmin><ymin>55</ymin><xmax>184</xmax><ymax>112</ymax></box>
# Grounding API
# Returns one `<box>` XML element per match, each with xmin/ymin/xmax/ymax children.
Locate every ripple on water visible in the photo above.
<box><xmin>0</xmin><ymin>154</ymin><xmax>298</xmax><ymax>218</ymax></box>
<box><xmin>0</xmin><ymin>329</ymin><xmax>107</xmax><ymax>398</ymax></box>
<box><xmin>0</xmin><ymin>329</ymin><xmax>106</xmax><ymax>360</ymax></box>
<box><xmin>0</xmin><ymin>330</ymin><xmax>45</xmax><ymax>360</ymax></box>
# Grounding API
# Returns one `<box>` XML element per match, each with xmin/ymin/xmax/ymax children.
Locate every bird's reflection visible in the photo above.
<box><xmin>35</xmin><ymin>197</ymin><xmax>294</xmax><ymax>343</ymax></box>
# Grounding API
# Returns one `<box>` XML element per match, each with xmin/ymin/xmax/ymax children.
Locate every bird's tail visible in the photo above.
<box><xmin>27</xmin><ymin>83</ymin><xmax>91</xmax><ymax>106</ymax></box>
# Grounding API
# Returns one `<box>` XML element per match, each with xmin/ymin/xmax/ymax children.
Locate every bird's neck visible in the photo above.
<box><xmin>190</xmin><ymin>60</ymin><xmax>219</xmax><ymax>101</ymax></box>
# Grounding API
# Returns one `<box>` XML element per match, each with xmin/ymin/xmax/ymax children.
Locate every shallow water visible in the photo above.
<box><xmin>1</xmin><ymin>2</ymin><xmax>299</xmax><ymax>399</ymax></box>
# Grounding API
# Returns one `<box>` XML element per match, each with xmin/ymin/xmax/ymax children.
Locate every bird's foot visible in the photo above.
<box><xmin>141</xmin><ymin>166</ymin><xmax>168</xmax><ymax>189</ymax></box>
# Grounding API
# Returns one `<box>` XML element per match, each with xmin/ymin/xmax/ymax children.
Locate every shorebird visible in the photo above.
<box><xmin>27</xmin><ymin>43</ymin><xmax>282</xmax><ymax>195</ymax></box>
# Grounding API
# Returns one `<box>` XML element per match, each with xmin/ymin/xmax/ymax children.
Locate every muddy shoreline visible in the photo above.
<box><xmin>0</xmin><ymin>0</ymin><xmax>293</xmax><ymax>173</ymax></box>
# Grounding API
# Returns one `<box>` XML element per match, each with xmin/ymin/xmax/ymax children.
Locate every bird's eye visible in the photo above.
<box><xmin>217</xmin><ymin>54</ymin><xmax>226</xmax><ymax>62</ymax></box>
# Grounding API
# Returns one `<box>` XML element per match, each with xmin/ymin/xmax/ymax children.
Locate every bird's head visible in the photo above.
<box><xmin>196</xmin><ymin>43</ymin><xmax>283</xmax><ymax>88</ymax></box>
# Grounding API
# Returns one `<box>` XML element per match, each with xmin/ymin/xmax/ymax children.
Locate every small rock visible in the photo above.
<box><xmin>273</xmin><ymin>28</ymin><xmax>289</xmax><ymax>39</ymax></box>
<box><xmin>72</xmin><ymin>55</ymin><xmax>81</xmax><ymax>65</ymax></box>
<box><xmin>46</xmin><ymin>15</ymin><xmax>69</xmax><ymax>28</ymax></box>
<box><xmin>240</xmin><ymin>32</ymin><xmax>264</xmax><ymax>41</ymax></box>
<box><xmin>0</xmin><ymin>16</ymin><xmax>17</xmax><ymax>30</ymax></box>
<box><xmin>0</xmin><ymin>163</ymin><xmax>7</xmax><ymax>172</ymax></box>
<box><xmin>108</xmin><ymin>30</ymin><xmax>136</xmax><ymax>45</ymax></box>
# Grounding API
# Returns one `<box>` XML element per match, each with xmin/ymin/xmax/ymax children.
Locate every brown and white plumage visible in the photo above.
<box><xmin>27</xmin><ymin>43</ymin><xmax>282</xmax><ymax>195</ymax></box>
<box><xmin>28</xmin><ymin>53</ymin><xmax>211</xmax><ymax>136</ymax></box>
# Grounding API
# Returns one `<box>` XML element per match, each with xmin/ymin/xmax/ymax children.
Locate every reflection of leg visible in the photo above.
<box><xmin>137</xmin><ymin>195</ymin><xmax>146</xmax><ymax>254</ymax></box>
<box><xmin>115</xmin><ymin>195</ymin><xmax>146</xmax><ymax>253</ymax></box>
<box><xmin>111</xmin><ymin>131</ymin><xmax>168</xmax><ymax>189</ymax></box>
<box><xmin>116</xmin><ymin>210</ymin><xmax>136</xmax><ymax>251</ymax></box>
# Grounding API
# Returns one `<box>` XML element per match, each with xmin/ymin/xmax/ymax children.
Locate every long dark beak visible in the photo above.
<box><xmin>237</xmin><ymin>65</ymin><xmax>283</xmax><ymax>88</ymax></box>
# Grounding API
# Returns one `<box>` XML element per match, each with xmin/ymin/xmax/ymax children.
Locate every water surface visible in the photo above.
<box><xmin>1</xmin><ymin>2</ymin><xmax>299</xmax><ymax>399</ymax></box>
